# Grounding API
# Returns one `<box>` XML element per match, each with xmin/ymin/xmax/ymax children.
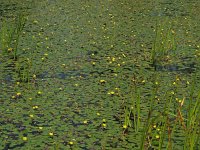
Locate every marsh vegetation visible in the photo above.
<box><xmin>0</xmin><ymin>0</ymin><xmax>200</xmax><ymax>149</ymax></box>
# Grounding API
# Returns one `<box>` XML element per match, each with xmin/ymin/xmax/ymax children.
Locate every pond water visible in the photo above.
<box><xmin>0</xmin><ymin>0</ymin><xmax>200</xmax><ymax>149</ymax></box>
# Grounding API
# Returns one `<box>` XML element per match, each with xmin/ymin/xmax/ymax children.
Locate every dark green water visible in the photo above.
<box><xmin>0</xmin><ymin>0</ymin><xmax>200</xmax><ymax>149</ymax></box>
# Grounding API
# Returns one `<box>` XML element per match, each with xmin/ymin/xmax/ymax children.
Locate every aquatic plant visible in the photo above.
<box><xmin>0</xmin><ymin>14</ymin><xmax>33</xmax><ymax>84</ymax></box>
<box><xmin>131</xmin><ymin>79</ymin><xmax>141</xmax><ymax>132</ymax></box>
<box><xmin>14</xmin><ymin>57</ymin><xmax>32</xmax><ymax>83</ymax></box>
<box><xmin>184</xmin><ymin>75</ymin><xmax>200</xmax><ymax>150</ymax></box>
<box><xmin>151</xmin><ymin>18</ymin><xmax>177</xmax><ymax>68</ymax></box>
<box><xmin>0</xmin><ymin>1</ymin><xmax>200</xmax><ymax>149</ymax></box>
<box><xmin>0</xmin><ymin>14</ymin><xmax>26</xmax><ymax>60</ymax></box>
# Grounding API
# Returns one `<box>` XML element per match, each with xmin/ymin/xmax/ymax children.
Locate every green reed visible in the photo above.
<box><xmin>181</xmin><ymin>73</ymin><xmax>200</xmax><ymax>149</ymax></box>
<box><xmin>122</xmin><ymin>75</ymin><xmax>141</xmax><ymax>133</ymax></box>
<box><xmin>151</xmin><ymin>19</ymin><xmax>177</xmax><ymax>67</ymax></box>
<box><xmin>131</xmin><ymin>84</ymin><xmax>141</xmax><ymax>132</ymax></box>
<box><xmin>0</xmin><ymin>20</ymin><xmax>15</xmax><ymax>56</ymax></box>
<box><xmin>140</xmin><ymin>75</ymin><xmax>159</xmax><ymax>150</ymax></box>
<box><xmin>0</xmin><ymin>14</ymin><xmax>26</xmax><ymax>60</ymax></box>
<box><xmin>0</xmin><ymin>14</ymin><xmax>32</xmax><ymax>84</ymax></box>
<box><xmin>13</xmin><ymin>14</ymin><xmax>27</xmax><ymax>60</ymax></box>
<box><xmin>14</xmin><ymin>57</ymin><xmax>32</xmax><ymax>83</ymax></box>
<box><xmin>184</xmin><ymin>93</ymin><xmax>200</xmax><ymax>149</ymax></box>
<box><xmin>123</xmin><ymin>106</ymin><xmax>132</xmax><ymax>129</ymax></box>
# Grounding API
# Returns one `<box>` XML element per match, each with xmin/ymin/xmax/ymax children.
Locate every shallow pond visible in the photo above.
<box><xmin>0</xmin><ymin>0</ymin><xmax>200</xmax><ymax>149</ymax></box>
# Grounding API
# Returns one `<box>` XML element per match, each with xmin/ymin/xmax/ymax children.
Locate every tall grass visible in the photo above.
<box><xmin>130</xmin><ymin>78</ymin><xmax>141</xmax><ymax>132</ymax></box>
<box><xmin>122</xmin><ymin>75</ymin><xmax>141</xmax><ymax>133</ymax></box>
<box><xmin>0</xmin><ymin>14</ymin><xmax>31</xmax><ymax>83</ymax></box>
<box><xmin>13</xmin><ymin>14</ymin><xmax>27</xmax><ymax>60</ymax></box>
<box><xmin>0</xmin><ymin>20</ymin><xmax>16</xmax><ymax>56</ymax></box>
<box><xmin>140</xmin><ymin>74</ymin><xmax>159</xmax><ymax>150</ymax></box>
<box><xmin>184</xmin><ymin>74</ymin><xmax>200</xmax><ymax>150</ymax></box>
<box><xmin>0</xmin><ymin>13</ymin><xmax>26</xmax><ymax>60</ymax></box>
<box><xmin>138</xmin><ymin>69</ymin><xmax>200</xmax><ymax>150</ymax></box>
<box><xmin>151</xmin><ymin>18</ymin><xmax>177</xmax><ymax>67</ymax></box>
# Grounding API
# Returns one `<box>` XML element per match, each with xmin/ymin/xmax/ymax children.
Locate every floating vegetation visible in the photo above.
<box><xmin>0</xmin><ymin>0</ymin><xmax>200</xmax><ymax>150</ymax></box>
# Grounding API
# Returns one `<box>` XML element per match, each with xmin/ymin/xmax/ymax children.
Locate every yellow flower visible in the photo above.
<box><xmin>100</xmin><ymin>80</ymin><xmax>106</xmax><ymax>83</ymax></box>
<box><xmin>102</xmin><ymin>119</ymin><xmax>106</xmax><ymax>122</ymax></box>
<box><xmin>44</xmin><ymin>53</ymin><xmax>48</xmax><ymax>56</ymax></box>
<box><xmin>38</xmin><ymin>127</ymin><xmax>43</xmax><ymax>130</ymax></box>
<box><xmin>69</xmin><ymin>141</ymin><xmax>74</xmax><ymax>145</ymax></box>
<box><xmin>22</xmin><ymin>137</ymin><xmax>28</xmax><ymax>141</ymax></box>
<box><xmin>29</xmin><ymin>114</ymin><xmax>34</xmax><ymax>118</ymax></box>
<box><xmin>33</xmin><ymin>74</ymin><xmax>36</xmax><ymax>79</ymax></box>
<box><xmin>33</xmin><ymin>20</ymin><xmax>38</xmax><ymax>24</ymax></box>
<box><xmin>83</xmin><ymin>120</ymin><xmax>88</xmax><ymax>124</ymax></box>
<box><xmin>123</xmin><ymin>125</ymin><xmax>127</xmax><ymax>129</ymax></box>
<box><xmin>156</xmin><ymin>128</ymin><xmax>160</xmax><ymax>131</ymax></box>
<box><xmin>110</xmin><ymin>91</ymin><xmax>115</xmax><ymax>95</ymax></box>
<box><xmin>16</xmin><ymin>92</ymin><xmax>21</xmax><ymax>96</ymax></box>
<box><xmin>96</xmin><ymin>112</ymin><xmax>101</xmax><ymax>116</ymax></box>
<box><xmin>37</xmin><ymin>91</ymin><xmax>42</xmax><ymax>95</ymax></box>
<box><xmin>33</xmin><ymin>106</ymin><xmax>39</xmax><ymax>109</ymax></box>
<box><xmin>102</xmin><ymin>123</ymin><xmax>107</xmax><ymax>128</ymax></box>
<box><xmin>49</xmin><ymin>132</ymin><xmax>54</xmax><ymax>136</ymax></box>
<box><xmin>8</xmin><ymin>48</ymin><xmax>13</xmax><ymax>52</ymax></box>
<box><xmin>155</xmin><ymin>135</ymin><xmax>160</xmax><ymax>139</ymax></box>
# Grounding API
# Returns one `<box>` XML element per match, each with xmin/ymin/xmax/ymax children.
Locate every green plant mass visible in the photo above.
<box><xmin>0</xmin><ymin>0</ymin><xmax>200</xmax><ymax>150</ymax></box>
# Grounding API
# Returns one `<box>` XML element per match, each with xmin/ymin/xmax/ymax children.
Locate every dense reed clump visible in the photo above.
<box><xmin>151</xmin><ymin>18</ymin><xmax>177</xmax><ymax>69</ymax></box>
<box><xmin>0</xmin><ymin>14</ymin><xmax>33</xmax><ymax>83</ymax></box>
